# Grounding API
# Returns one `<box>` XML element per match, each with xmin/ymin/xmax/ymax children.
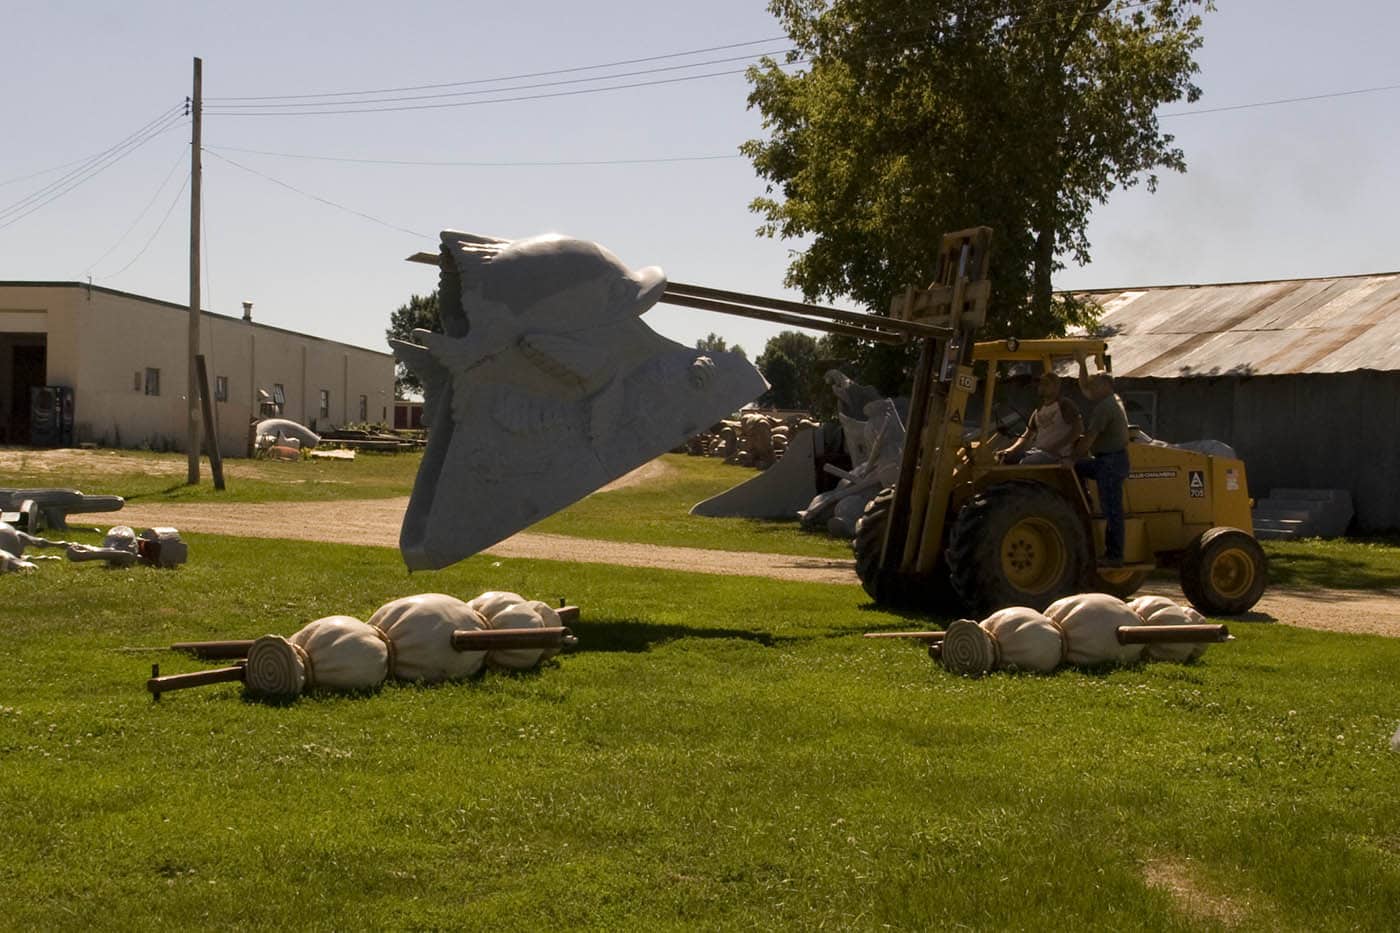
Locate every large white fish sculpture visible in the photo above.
<box><xmin>391</xmin><ymin>231</ymin><xmax>767</xmax><ymax>570</ymax></box>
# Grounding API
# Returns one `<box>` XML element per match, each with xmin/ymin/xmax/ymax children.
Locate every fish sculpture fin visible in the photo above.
<box><xmin>517</xmin><ymin>332</ymin><xmax>612</xmax><ymax>391</ymax></box>
<box><xmin>389</xmin><ymin>338</ymin><xmax>451</xmax><ymax>422</ymax></box>
<box><xmin>439</xmin><ymin>230</ymin><xmax>513</xmax><ymax>339</ymax></box>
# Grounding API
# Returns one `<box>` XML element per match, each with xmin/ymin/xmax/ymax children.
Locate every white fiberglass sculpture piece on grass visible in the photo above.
<box><xmin>391</xmin><ymin>231</ymin><xmax>767</xmax><ymax>571</ymax></box>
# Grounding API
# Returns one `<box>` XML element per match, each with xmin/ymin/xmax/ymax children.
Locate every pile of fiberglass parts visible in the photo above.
<box><xmin>148</xmin><ymin>591</ymin><xmax>577</xmax><ymax>702</ymax></box>
<box><xmin>868</xmin><ymin>592</ymin><xmax>1233</xmax><ymax>677</ymax></box>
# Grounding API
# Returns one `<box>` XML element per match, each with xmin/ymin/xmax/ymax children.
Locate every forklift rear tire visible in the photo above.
<box><xmin>1180</xmin><ymin>527</ymin><xmax>1267</xmax><ymax>615</ymax></box>
<box><xmin>853</xmin><ymin>487</ymin><xmax>957</xmax><ymax>610</ymax></box>
<box><xmin>946</xmin><ymin>481</ymin><xmax>1089</xmax><ymax>615</ymax></box>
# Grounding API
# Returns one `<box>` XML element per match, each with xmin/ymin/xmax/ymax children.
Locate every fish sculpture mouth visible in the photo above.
<box><xmin>391</xmin><ymin>231</ymin><xmax>768</xmax><ymax>571</ymax></box>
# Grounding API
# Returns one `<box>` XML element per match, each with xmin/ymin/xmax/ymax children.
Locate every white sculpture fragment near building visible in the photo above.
<box><xmin>253</xmin><ymin>418</ymin><xmax>320</xmax><ymax>452</ymax></box>
<box><xmin>391</xmin><ymin>231</ymin><xmax>767</xmax><ymax>571</ymax></box>
<box><xmin>798</xmin><ymin>398</ymin><xmax>906</xmax><ymax>537</ymax></box>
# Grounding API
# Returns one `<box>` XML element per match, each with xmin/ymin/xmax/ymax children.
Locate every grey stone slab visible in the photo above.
<box><xmin>690</xmin><ymin>426</ymin><xmax>820</xmax><ymax>519</ymax></box>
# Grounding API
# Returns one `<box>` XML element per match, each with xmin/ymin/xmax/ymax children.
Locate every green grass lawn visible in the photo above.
<box><xmin>0</xmin><ymin>447</ymin><xmax>421</xmax><ymax>503</ymax></box>
<box><xmin>530</xmin><ymin>454</ymin><xmax>852</xmax><ymax>558</ymax></box>
<box><xmin>1263</xmin><ymin>535</ymin><xmax>1400</xmax><ymax>591</ymax></box>
<box><xmin>2</xmin><ymin>534</ymin><xmax>1398</xmax><ymax>929</ymax></box>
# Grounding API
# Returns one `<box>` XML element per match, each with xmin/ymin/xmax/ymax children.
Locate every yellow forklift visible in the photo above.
<box><xmin>850</xmin><ymin>227</ymin><xmax>1266</xmax><ymax>617</ymax></box>
<box><xmin>662</xmin><ymin>227</ymin><xmax>1268</xmax><ymax>617</ymax></box>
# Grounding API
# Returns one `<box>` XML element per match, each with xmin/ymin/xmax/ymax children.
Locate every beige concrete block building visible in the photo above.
<box><xmin>0</xmin><ymin>282</ymin><xmax>394</xmax><ymax>455</ymax></box>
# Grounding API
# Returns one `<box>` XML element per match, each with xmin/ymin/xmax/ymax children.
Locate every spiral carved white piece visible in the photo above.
<box><xmin>287</xmin><ymin>615</ymin><xmax>391</xmax><ymax>690</ymax></box>
<box><xmin>466</xmin><ymin>591</ymin><xmax>525</xmax><ymax>621</ymax></box>
<box><xmin>980</xmin><ymin>607</ymin><xmax>1063</xmax><ymax>673</ymax></box>
<box><xmin>245</xmin><ymin>635</ymin><xmax>308</xmax><ymax>698</ymax></box>
<box><xmin>1044</xmin><ymin>593</ymin><xmax>1144</xmax><ymax>666</ymax></box>
<box><xmin>486</xmin><ymin>602</ymin><xmax>548</xmax><ymax>671</ymax></box>
<box><xmin>1128</xmin><ymin>596</ymin><xmax>1211</xmax><ymax>663</ymax></box>
<box><xmin>369</xmin><ymin>593</ymin><xmax>488</xmax><ymax>683</ymax></box>
<box><xmin>940</xmin><ymin>619</ymin><xmax>998</xmax><ymax>676</ymax></box>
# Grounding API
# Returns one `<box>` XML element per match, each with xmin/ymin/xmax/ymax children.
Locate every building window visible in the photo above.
<box><xmin>319</xmin><ymin>389</ymin><xmax>330</xmax><ymax>420</ymax></box>
<box><xmin>358</xmin><ymin>394</ymin><xmax>368</xmax><ymax>422</ymax></box>
<box><xmin>144</xmin><ymin>368</ymin><xmax>160</xmax><ymax>396</ymax></box>
<box><xmin>215</xmin><ymin>375</ymin><xmax>229</xmax><ymax>402</ymax></box>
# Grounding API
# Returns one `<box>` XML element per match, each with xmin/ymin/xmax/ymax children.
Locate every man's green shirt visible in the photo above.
<box><xmin>1086</xmin><ymin>394</ymin><xmax>1130</xmax><ymax>454</ymax></box>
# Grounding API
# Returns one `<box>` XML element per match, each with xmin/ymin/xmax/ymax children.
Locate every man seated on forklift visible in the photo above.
<box><xmin>1073</xmin><ymin>352</ymin><xmax>1131</xmax><ymax>567</ymax></box>
<box><xmin>994</xmin><ymin>371</ymin><xmax>1083</xmax><ymax>466</ymax></box>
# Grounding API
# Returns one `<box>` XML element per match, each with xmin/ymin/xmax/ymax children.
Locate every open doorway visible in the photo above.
<box><xmin>0</xmin><ymin>334</ymin><xmax>46</xmax><ymax>444</ymax></box>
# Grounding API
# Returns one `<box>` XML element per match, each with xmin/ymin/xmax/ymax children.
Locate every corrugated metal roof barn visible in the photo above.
<box><xmin>1076</xmin><ymin>272</ymin><xmax>1400</xmax><ymax>533</ymax></box>
<box><xmin>1083</xmin><ymin>272</ymin><xmax>1400</xmax><ymax>377</ymax></box>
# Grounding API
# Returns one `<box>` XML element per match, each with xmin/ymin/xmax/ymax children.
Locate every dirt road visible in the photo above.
<box><xmin>100</xmin><ymin>496</ymin><xmax>1400</xmax><ymax>636</ymax></box>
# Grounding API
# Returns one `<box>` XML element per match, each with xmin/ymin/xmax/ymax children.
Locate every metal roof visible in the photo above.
<box><xmin>0</xmin><ymin>281</ymin><xmax>393</xmax><ymax>358</ymax></box>
<box><xmin>1077</xmin><ymin>271</ymin><xmax>1400</xmax><ymax>378</ymax></box>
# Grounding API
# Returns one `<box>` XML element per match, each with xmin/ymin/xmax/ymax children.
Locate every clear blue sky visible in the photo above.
<box><xmin>4</xmin><ymin>1</ymin><xmax>1398</xmax><ymax>360</ymax></box>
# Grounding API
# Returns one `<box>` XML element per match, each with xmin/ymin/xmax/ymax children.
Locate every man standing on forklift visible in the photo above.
<box><xmin>1073</xmin><ymin>351</ymin><xmax>1131</xmax><ymax>567</ymax></box>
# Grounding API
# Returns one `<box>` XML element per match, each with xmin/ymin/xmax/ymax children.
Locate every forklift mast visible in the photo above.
<box><xmin>878</xmin><ymin>228</ymin><xmax>994</xmax><ymax>579</ymax></box>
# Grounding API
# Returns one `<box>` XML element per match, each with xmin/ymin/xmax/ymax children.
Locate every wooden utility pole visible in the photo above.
<box><xmin>186</xmin><ymin>56</ymin><xmax>203</xmax><ymax>485</ymax></box>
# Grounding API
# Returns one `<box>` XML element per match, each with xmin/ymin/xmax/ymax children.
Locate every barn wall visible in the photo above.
<box><xmin>1117</xmin><ymin>373</ymin><xmax>1400</xmax><ymax>533</ymax></box>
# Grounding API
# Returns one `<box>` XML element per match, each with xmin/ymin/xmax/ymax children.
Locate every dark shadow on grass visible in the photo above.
<box><xmin>239</xmin><ymin>683</ymin><xmax>388</xmax><ymax>707</ymax></box>
<box><xmin>1263</xmin><ymin>543</ymin><xmax>1400</xmax><ymax>591</ymax></box>
<box><xmin>854</xmin><ymin>600</ymin><xmax>959</xmax><ymax>626</ymax></box>
<box><xmin>125</xmin><ymin>482</ymin><xmax>191</xmax><ymax>502</ymax></box>
<box><xmin>1220</xmin><ymin>610</ymin><xmax>1276</xmax><ymax>623</ymax></box>
<box><xmin>571</xmin><ymin>617</ymin><xmax>777</xmax><ymax>652</ymax></box>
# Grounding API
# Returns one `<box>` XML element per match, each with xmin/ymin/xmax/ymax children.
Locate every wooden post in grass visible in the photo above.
<box><xmin>195</xmin><ymin>354</ymin><xmax>225</xmax><ymax>490</ymax></box>
<box><xmin>148</xmin><ymin>662</ymin><xmax>246</xmax><ymax>699</ymax></box>
<box><xmin>450</xmin><ymin>627</ymin><xmax>576</xmax><ymax>651</ymax></box>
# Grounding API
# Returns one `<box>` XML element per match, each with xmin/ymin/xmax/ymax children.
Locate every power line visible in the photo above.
<box><xmin>86</xmin><ymin>146</ymin><xmax>190</xmax><ymax>274</ymax></box>
<box><xmin>0</xmin><ymin>111</ymin><xmax>186</xmax><ymax>230</ymax></box>
<box><xmin>203</xmin><ymin>144</ymin><xmax>741</xmax><ymax>167</ymax></box>
<box><xmin>104</xmin><ymin>170</ymin><xmax>191</xmax><ymax>279</ymax></box>
<box><xmin>203</xmin><ymin>148</ymin><xmax>428</xmax><ymax>238</ymax></box>
<box><xmin>207</xmin><ymin>49</ymin><xmax>793</xmax><ymax>110</ymax></box>
<box><xmin>206</xmin><ymin>35</ymin><xmax>791</xmax><ymax>102</ymax></box>
<box><xmin>204</xmin><ymin>71</ymin><xmax>1400</xmax><ymax>169</ymax></box>
<box><xmin>0</xmin><ymin>107</ymin><xmax>183</xmax><ymax>213</ymax></box>
<box><xmin>204</xmin><ymin>0</ymin><xmax>1161</xmax><ymax>105</ymax></box>
<box><xmin>1161</xmin><ymin>80</ymin><xmax>1400</xmax><ymax>117</ymax></box>
<box><xmin>0</xmin><ymin>104</ymin><xmax>182</xmax><ymax>188</ymax></box>
<box><xmin>202</xmin><ymin>2</ymin><xmax>1171</xmax><ymax>117</ymax></box>
<box><xmin>204</xmin><ymin>64</ymin><xmax>784</xmax><ymax>117</ymax></box>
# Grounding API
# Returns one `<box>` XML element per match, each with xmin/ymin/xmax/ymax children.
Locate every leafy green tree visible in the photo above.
<box><xmin>758</xmin><ymin>350</ymin><xmax>801</xmax><ymax>408</ymax></box>
<box><xmin>385</xmin><ymin>292</ymin><xmax>440</xmax><ymax>397</ymax></box>
<box><xmin>756</xmin><ymin>330</ymin><xmax>827</xmax><ymax>410</ymax></box>
<box><xmin>744</xmin><ymin>0</ymin><xmax>1207</xmax><ymax>337</ymax></box>
<box><xmin>696</xmin><ymin>332</ymin><xmax>747</xmax><ymax>359</ymax></box>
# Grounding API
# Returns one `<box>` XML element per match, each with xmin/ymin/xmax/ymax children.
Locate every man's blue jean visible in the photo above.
<box><xmin>1075</xmin><ymin>449</ymin><xmax>1130</xmax><ymax>561</ymax></box>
